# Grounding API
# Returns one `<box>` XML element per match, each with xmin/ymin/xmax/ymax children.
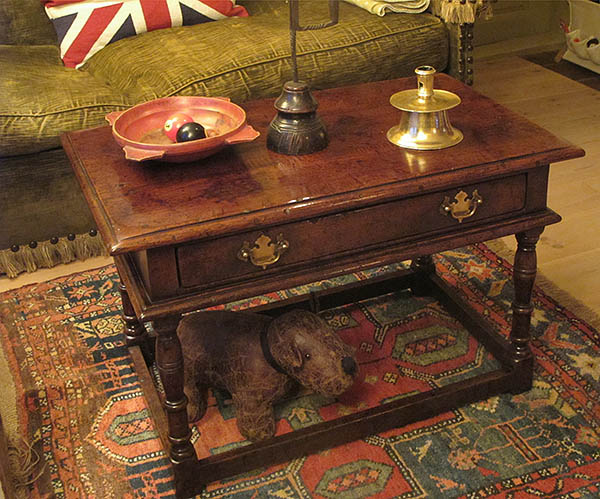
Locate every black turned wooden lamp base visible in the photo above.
<box><xmin>267</xmin><ymin>81</ymin><xmax>329</xmax><ymax>155</ymax></box>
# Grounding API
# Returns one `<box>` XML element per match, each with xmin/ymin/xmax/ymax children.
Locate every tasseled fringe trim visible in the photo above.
<box><xmin>0</xmin><ymin>232</ymin><xmax>108</xmax><ymax>279</ymax></box>
<box><xmin>430</xmin><ymin>0</ymin><xmax>493</xmax><ymax>24</ymax></box>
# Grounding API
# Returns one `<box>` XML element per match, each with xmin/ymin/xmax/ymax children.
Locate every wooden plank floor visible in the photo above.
<box><xmin>1</xmin><ymin>55</ymin><xmax>598</xmax><ymax>325</ymax></box>
<box><xmin>473</xmin><ymin>55</ymin><xmax>600</xmax><ymax>323</ymax></box>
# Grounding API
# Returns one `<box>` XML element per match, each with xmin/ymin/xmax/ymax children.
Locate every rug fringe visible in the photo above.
<box><xmin>7</xmin><ymin>438</ymin><xmax>45</xmax><ymax>495</ymax></box>
<box><xmin>0</xmin><ymin>232</ymin><xmax>108</xmax><ymax>279</ymax></box>
<box><xmin>534</xmin><ymin>272</ymin><xmax>600</xmax><ymax>332</ymax></box>
<box><xmin>486</xmin><ymin>238</ymin><xmax>600</xmax><ymax>332</ymax></box>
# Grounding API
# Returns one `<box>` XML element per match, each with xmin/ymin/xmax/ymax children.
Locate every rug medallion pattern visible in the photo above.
<box><xmin>0</xmin><ymin>243</ymin><xmax>598</xmax><ymax>498</ymax></box>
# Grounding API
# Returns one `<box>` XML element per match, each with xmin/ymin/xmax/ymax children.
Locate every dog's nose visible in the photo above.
<box><xmin>342</xmin><ymin>356</ymin><xmax>357</xmax><ymax>376</ymax></box>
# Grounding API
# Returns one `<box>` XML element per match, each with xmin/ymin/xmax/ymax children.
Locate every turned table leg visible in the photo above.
<box><xmin>154</xmin><ymin>316</ymin><xmax>198</xmax><ymax>497</ymax></box>
<box><xmin>117</xmin><ymin>270</ymin><xmax>154</xmax><ymax>362</ymax></box>
<box><xmin>410</xmin><ymin>255</ymin><xmax>436</xmax><ymax>296</ymax></box>
<box><xmin>510</xmin><ymin>228</ymin><xmax>543</xmax><ymax>393</ymax></box>
<box><xmin>117</xmin><ymin>270</ymin><xmax>146</xmax><ymax>345</ymax></box>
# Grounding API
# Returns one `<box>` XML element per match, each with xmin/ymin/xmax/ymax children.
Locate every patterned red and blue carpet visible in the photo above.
<box><xmin>0</xmin><ymin>243</ymin><xmax>599</xmax><ymax>498</ymax></box>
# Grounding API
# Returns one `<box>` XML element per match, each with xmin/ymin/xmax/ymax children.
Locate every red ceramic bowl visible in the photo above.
<box><xmin>105</xmin><ymin>96</ymin><xmax>259</xmax><ymax>163</ymax></box>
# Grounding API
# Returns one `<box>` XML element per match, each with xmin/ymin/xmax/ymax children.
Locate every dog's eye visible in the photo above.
<box><xmin>304</xmin><ymin>353</ymin><xmax>311</xmax><ymax>360</ymax></box>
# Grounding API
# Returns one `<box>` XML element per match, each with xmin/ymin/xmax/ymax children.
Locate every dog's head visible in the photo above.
<box><xmin>268</xmin><ymin>309</ymin><xmax>358</xmax><ymax>397</ymax></box>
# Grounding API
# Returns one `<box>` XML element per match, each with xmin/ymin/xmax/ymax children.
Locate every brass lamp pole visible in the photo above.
<box><xmin>267</xmin><ymin>0</ymin><xmax>339</xmax><ymax>155</ymax></box>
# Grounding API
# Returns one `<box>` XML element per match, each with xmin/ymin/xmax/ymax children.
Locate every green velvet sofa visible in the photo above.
<box><xmin>0</xmin><ymin>0</ymin><xmax>487</xmax><ymax>278</ymax></box>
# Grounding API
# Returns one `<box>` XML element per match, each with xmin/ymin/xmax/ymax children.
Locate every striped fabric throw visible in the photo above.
<box><xmin>42</xmin><ymin>0</ymin><xmax>249</xmax><ymax>68</ymax></box>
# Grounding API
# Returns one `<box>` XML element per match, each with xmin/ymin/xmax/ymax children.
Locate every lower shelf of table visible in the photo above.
<box><xmin>130</xmin><ymin>267</ymin><xmax>531</xmax><ymax>498</ymax></box>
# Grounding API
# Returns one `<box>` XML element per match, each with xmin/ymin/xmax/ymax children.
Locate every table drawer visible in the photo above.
<box><xmin>177</xmin><ymin>174</ymin><xmax>527</xmax><ymax>289</ymax></box>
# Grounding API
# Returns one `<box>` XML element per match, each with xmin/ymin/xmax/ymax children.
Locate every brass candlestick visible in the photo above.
<box><xmin>267</xmin><ymin>0</ymin><xmax>339</xmax><ymax>155</ymax></box>
<box><xmin>387</xmin><ymin>65</ymin><xmax>463</xmax><ymax>151</ymax></box>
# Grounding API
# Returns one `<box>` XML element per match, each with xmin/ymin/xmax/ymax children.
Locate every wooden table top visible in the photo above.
<box><xmin>62</xmin><ymin>75</ymin><xmax>584</xmax><ymax>255</ymax></box>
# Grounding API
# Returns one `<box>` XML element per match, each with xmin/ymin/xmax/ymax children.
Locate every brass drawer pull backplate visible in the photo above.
<box><xmin>440</xmin><ymin>189</ymin><xmax>483</xmax><ymax>223</ymax></box>
<box><xmin>237</xmin><ymin>233</ymin><xmax>289</xmax><ymax>269</ymax></box>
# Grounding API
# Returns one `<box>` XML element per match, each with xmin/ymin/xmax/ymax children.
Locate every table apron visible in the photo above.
<box><xmin>116</xmin><ymin>208</ymin><xmax>560</xmax><ymax>322</ymax></box>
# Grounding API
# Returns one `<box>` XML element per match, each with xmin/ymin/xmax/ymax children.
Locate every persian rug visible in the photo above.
<box><xmin>0</xmin><ymin>243</ymin><xmax>599</xmax><ymax>498</ymax></box>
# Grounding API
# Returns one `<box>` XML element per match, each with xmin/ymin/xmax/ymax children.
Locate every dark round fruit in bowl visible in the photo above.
<box><xmin>176</xmin><ymin>122</ymin><xmax>206</xmax><ymax>142</ymax></box>
<box><xmin>587</xmin><ymin>38</ymin><xmax>599</xmax><ymax>48</ymax></box>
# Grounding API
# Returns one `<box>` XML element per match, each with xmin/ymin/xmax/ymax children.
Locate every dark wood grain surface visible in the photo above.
<box><xmin>62</xmin><ymin>75</ymin><xmax>584</xmax><ymax>255</ymax></box>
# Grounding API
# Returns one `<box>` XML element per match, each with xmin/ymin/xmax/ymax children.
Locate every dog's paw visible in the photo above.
<box><xmin>184</xmin><ymin>385</ymin><xmax>208</xmax><ymax>423</ymax></box>
<box><xmin>187</xmin><ymin>400</ymin><xmax>208</xmax><ymax>423</ymax></box>
<box><xmin>239</xmin><ymin>421</ymin><xmax>275</xmax><ymax>442</ymax></box>
<box><xmin>237</xmin><ymin>409</ymin><xmax>276</xmax><ymax>442</ymax></box>
<box><xmin>187</xmin><ymin>403</ymin><xmax>200</xmax><ymax>423</ymax></box>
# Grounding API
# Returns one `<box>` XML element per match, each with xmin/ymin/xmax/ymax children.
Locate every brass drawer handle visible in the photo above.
<box><xmin>440</xmin><ymin>189</ymin><xmax>483</xmax><ymax>223</ymax></box>
<box><xmin>237</xmin><ymin>233</ymin><xmax>289</xmax><ymax>269</ymax></box>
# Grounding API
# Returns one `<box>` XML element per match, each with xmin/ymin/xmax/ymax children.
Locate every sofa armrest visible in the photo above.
<box><xmin>430</xmin><ymin>0</ymin><xmax>494</xmax><ymax>85</ymax></box>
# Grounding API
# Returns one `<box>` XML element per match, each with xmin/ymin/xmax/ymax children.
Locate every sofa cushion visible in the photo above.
<box><xmin>84</xmin><ymin>0</ymin><xmax>448</xmax><ymax>103</ymax></box>
<box><xmin>0</xmin><ymin>0</ymin><xmax>57</xmax><ymax>45</ymax></box>
<box><xmin>0</xmin><ymin>45</ymin><xmax>134</xmax><ymax>156</ymax></box>
<box><xmin>0</xmin><ymin>1</ymin><xmax>448</xmax><ymax>157</ymax></box>
<box><xmin>42</xmin><ymin>0</ymin><xmax>250</xmax><ymax>68</ymax></box>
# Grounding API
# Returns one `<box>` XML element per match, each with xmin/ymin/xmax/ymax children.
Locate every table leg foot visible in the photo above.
<box><xmin>173</xmin><ymin>459</ymin><xmax>203</xmax><ymax>499</ymax></box>
<box><xmin>410</xmin><ymin>255</ymin><xmax>436</xmax><ymax>296</ymax></box>
<box><xmin>154</xmin><ymin>316</ymin><xmax>198</xmax><ymax>492</ymax></box>
<box><xmin>509</xmin><ymin>356</ymin><xmax>534</xmax><ymax>394</ymax></box>
<box><xmin>509</xmin><ymin>228</ymin><xmax>544</xmax><ymax>392</ymax></box>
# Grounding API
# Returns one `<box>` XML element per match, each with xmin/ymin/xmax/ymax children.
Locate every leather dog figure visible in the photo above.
<box><xmin>177</xmin><ymin>309</ymin><xmax>359</xmax><ymax>442</ymax></box>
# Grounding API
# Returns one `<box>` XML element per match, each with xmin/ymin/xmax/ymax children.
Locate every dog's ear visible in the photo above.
<box><xmin>279</xmin><ymin>340</ymin><xmax>303</xmax><ymax>370</ymax></box>
<box><xmin>268</xmin><ymin>319</ymin><xmax>304</xmax><ymax>371</ymax></box>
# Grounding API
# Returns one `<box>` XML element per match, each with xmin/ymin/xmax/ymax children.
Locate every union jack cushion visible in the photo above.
<box><xmin>42</xmin><ymin>0</ymin><xmax>249</xmax><ymax>68</ymax></box>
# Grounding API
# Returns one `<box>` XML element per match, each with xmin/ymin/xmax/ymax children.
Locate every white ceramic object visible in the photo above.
<box><xmin>588</xmin><ymin>42</ymin><xmax>600</xmax><ymax>64</ymax></box>
<box><xmin>564</xmin><ymin>1</ymin><xmax>600</xmax><ymax>74</ymax></box>
<box><xmin>566</xmin><ymin>30</ymin><xmax>591</xmax><ymax>59</ymax></box>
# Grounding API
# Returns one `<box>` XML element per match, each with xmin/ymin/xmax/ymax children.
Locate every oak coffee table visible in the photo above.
<box><xmin>62</xmin><ymin>76</ymin><xmax>584</xmax><ymax>498</ymax></box>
